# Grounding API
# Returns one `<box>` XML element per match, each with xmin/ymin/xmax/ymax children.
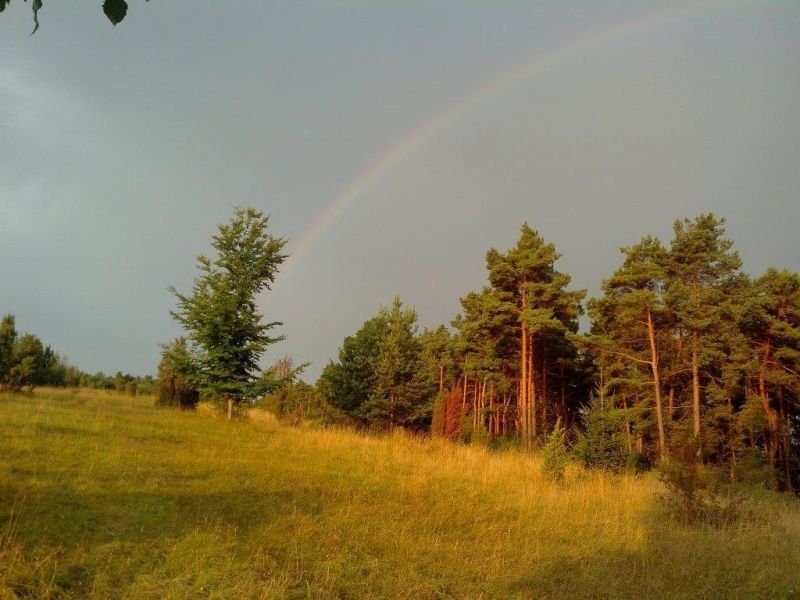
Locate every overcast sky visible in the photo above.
<box><xmin>1</xmin><ymin>1</ymin><xmax>798</xmax><ymax>381</ymax></box>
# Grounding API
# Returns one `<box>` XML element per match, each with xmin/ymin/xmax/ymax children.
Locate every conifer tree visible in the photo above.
<box><xmin>417</xmin><ymin>325</ymin><xmax>456</xmax><ymax>396</ymax></box>
<box><xmin>452</xmin><ymin>288</ymin><xmax>517</xmax><ymax>437</ymax></box>
<box><xmin>666</xmin><ymin>214</ymin><xmax>742</xmax><ymax>456</ymax></box>
<box><xmin>320</xmin><ymin>298</ymin><xmax>432</xmax><ymax>429</ymax></box>
<box><xmin>485</xmin><ymin>224</ymin><xmax>585</xmax><ymax>446</ymax></box>
<box><xmin>742</xmin><ymin>268</ymin><xmax>800</xmax><ymax>490</ymax></box>
<box><xmin>588</xmin><ymin>236</ymin><xmax>670</xmax><ymax>458</ymax></box>
<box><xmin>370</xmin><ymin>298</ymin><xmax>425</xmax><ymax>428</ymax></box>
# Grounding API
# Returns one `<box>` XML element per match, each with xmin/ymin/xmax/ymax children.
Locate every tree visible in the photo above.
<box><xmin>169</xmin><ymin>207</ymin><xmax>288</xmax><ymax>420</ymax></box>
<box><xmin>417</xmin><ymin>325</ymin><xmax>456</xmax><ymax>397</ymax></box>
<box><xmin>587</xmin><ymin>236</ymin><xmax>670</xmax><ymax>459</ymax></box>
<box><xmin>9</xmin><ymin>333</ymin><xmax>44</xmax><ymax>392</ymax></box>
<box><xmin>320</xmin><ymin>297</ymin><xmax>432</xmax><ymax>430</ymax></box>
<box><xmin>452</xmin><ymin>287</ymin><xmax>517</xmax><ymax>438</ymax></box>
<box><xmin>319</xmin><ymin>315</ymin><xmax>383</xmax><ymax>423</ymax></box>
<box><xmin>370</xmin><ymin>298</ymin><xmax>426</xmax><ymax>428</ymax></box>
<box><xmin>741</xmin><ymin>268</ymin><xmax>800</xmax><ymax>491</ymax></box>
<box><xmin>485</xmin><ymin>223</ymin><xmax>585</xmax><ymax>446</ymax></box>
<box><xmin>666</xmin><ymin>214</ymin><xmax>742</xmax><ymax>457</ymax></box>
<box><xmin>157</xmin><ymin>338</ymin><xmax>199</xmax><ymax>409</ymax></box>
<box><xmin>0</xmin><ymin>314</ymin><xmax>17</xmax><ymax>390</ymax></box>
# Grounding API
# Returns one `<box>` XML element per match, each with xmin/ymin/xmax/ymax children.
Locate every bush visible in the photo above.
<box><xmin>542</xmin><ymin>422</ymin><xmax>570</xmax><ymax>482</ymax></box>
<box><xmin>657</xmin><ymin>441</ymin><xmax>741</xmax><ymax>526</ymax></box>
<box><xmin>156</xmin><ymin>339</ymin><xmax>199</xmax><ymax>410</ymax></box>
<box><xmin>574</xmin><ymin>398</ymin><xmax>644</xmax><ymax>472</ymax></box>
<box><xmin>731</xmin><ymin>447</ymin><xmax>776</xmax><ymax>489</ymax></box>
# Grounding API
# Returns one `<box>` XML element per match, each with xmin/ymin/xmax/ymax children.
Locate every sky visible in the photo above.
<box><xmin>1</xmin><ymin>1</ymin><xmax>799</xmax><ymax>381</ymax></box>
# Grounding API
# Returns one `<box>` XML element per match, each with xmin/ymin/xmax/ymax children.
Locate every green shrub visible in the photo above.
<box><xmin>574</xmin><ymin>397</ymin><xmax>644</xmax><ymax>472</ymax></box>
<box><xmin>542</xmin><ymin>422</ymin><xmax>570</xmax><ymax>482</ymax></box>
<box><xmin>657</xmin><ymin>441</ymin><xmax>741</xmax><ymax>526</ymax></box>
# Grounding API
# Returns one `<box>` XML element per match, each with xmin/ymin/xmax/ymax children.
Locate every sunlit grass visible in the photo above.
<box><xmin>1</xmin><ymin>388</ymin><xmax>798</xmax><ymax>599</ymax></box>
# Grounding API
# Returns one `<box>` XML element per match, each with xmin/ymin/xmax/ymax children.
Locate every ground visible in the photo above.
<box><xmin>0</xmin><ymin>389</ymin><xmax>798</xmax><ymax>599</ymax></box>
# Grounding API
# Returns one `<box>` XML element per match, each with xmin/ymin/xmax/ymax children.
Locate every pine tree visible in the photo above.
<box><xmin>485</xmin><ymin>224</ymin><xmax>585</xmax><ymax>446</ymax></box>
<box><xmin>666</xmin><ymin>214</ymin><xmax>742</xmax><ymax>457</ymax></box>
<box><xmin>452</xmin><ymin>288</ymin><xmax>517</xmax><ymax>438</ymax></box>
<box><xmin>417</xmin><ymin>325</ymin><xmax>456</xmax><ymax>396</ymax></box>
<box><xmin>588</xmin><ymin>236</ymin><xmax>670</xmax><ymax>459</ymax></box>
<box><xmin>742</xmin><ymin>268</ymin><xmax>800</xmax><ymax>490</ymax></box>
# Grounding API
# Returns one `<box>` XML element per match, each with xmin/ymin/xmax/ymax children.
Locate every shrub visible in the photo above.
<box><xmin>574</xmin><ymin>397</ymin><xmax>644</xmax><ymax>472</ymax></box>
<box><xmin>156</xmin><ymin>338</ymin><xmax>199</xmax><ymax>410</ymax></box>
<box><xmin>542</xmin><ymin>421</ymin><xmax>570</xmax><ymax>482</ymax></box>
<box><xmin>657</xmin><ymin>441</ymin><xmax>741</xmax><ymax>526</ymax></box>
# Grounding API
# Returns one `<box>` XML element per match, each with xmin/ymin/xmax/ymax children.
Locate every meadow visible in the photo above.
<box><xmin>1</xmin><ymin>389</ymin><xmax>799</xmax><ymax>599</ymax></box>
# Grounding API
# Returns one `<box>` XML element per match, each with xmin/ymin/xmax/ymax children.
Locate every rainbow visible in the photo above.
<box><xmin>277</xmin><ymin>0</ymin><xmax>753</xmax><ymax>284</ymax></box>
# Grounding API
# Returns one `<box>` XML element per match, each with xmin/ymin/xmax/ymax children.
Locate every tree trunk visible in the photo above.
<box><xmin>668</xmin><ymin>386</ymin><xmax>674</xmax><ymax>419</ymax></box>
<box><xmin>502</xmin><ymin>394</ymin><xmax>511</xmax><ymax>436</ymax></box>
<box><xmin>473</xmin><ymin>381</ymin><xmax>479</xmax><ymax>430</ymax></box>
<box><xmin>759</xmin><ymin>339</ymin><xmax>780</xmax><ymax>484</ymax></box>
<box><xmin>646</xmin><ymin>308</ymin><xmax>667</xmax><ymax>459</ymax></box>
<box><xmin>541</xmin><ymin>358</ymin><xmax>548</xmax><ymax>433</ymax></box>
<box><xmin>227</xmin><ymin>397</ymin><xmax>233</xmax><ymax>421</ymax></box>
<box><xmin>529</xmin><ymin>334</ymin><xmax>537</xmax><ymax>443</ymax></box>
<box><xmin>520</xmin><ymin>316</ymin><xmax>528</xmax><ymax>444</ymax></box>
<box><xmin>779</xmin><ymin>392</ymin><xmax>793</xmax><ymax>493</ymax></box>
<box><xmin>489</xmin><ymin>385</ymin><xmax>495</xmax><ymax>435</ymax></box>
<box><xmin>691</xmin><ymin>332</ymin><xmax>701</xmax><ymax>446</ymax></box>
<box><xmin>623</xmin><ymin>397</ymin><xmax>633</xmax><ymax>453</ymax></box>
<box><xmin>560</xmin><ymin>364</ymin><xmax>567</xmax><ymax>431</ymax></box>
<box><xmin>462</xmin><ymin>366</ymin><xmax>468</xmax><ymax>409</ymax></box>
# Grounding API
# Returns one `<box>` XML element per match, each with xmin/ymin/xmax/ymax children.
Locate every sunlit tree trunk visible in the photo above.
<box><xmin>519</xmin><ymin>290</ymin><xmax>528</xmax><ymax>444</ymax></box>
<box><xmin>647</xmin><ymin>308</ymin><xmax>667</xmax><ymax>459</ymax></box>
<box><xmin>691</xmin><ymin>332</ymin><xmax>701</xmax><ymax>444</ymax></box>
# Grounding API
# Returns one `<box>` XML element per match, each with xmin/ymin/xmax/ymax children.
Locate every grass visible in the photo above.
<box><xmin>0</xmin><ymin>389</ymin><xmax>799</xmax><ymax>599</ymax></box>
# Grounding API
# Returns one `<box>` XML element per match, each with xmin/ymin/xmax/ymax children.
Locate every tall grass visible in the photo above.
<box><xmin>0</xmin><ymin>388</ymin><xmax>798</xmax><ymax>599</ymax></box>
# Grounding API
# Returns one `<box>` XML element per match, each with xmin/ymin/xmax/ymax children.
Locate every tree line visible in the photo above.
<box><xmin>316</xmin><ymin>214</ymin><xmax>799</xmax><ymax>493</ymax></box>
<box><xmin>0</xmin><ymin>313</ymin><xmax>154</xmax><ymax>394</ymax></box>
<box><xmin>18</xmin><ymin>206</ymin><xmax>787</xmax><ymax>494</ymax></box>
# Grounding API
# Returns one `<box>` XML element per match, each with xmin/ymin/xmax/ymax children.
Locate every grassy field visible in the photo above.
<box><xmin>0</xmin><ymin>389</ymin><xmax>798</xmax><ymax>599</ymax></box>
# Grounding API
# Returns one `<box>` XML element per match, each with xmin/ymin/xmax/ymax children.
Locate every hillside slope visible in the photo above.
<box><xmin>1</xmin><ymin>389</ymin><xmax>798</xmax><ymax>599</ymax></box>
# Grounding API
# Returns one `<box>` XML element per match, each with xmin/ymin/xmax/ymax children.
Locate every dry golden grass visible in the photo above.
<box><xmin>0</xmin><ymin>388</ymin><xmax>798</xmax><ymax>599</ymax></box>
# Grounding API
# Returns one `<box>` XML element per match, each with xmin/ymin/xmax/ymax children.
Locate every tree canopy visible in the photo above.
<box><xmin>169</xmin><ymin>207</ymin><xmax>288</xmax><ymax>419</ymax></box>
